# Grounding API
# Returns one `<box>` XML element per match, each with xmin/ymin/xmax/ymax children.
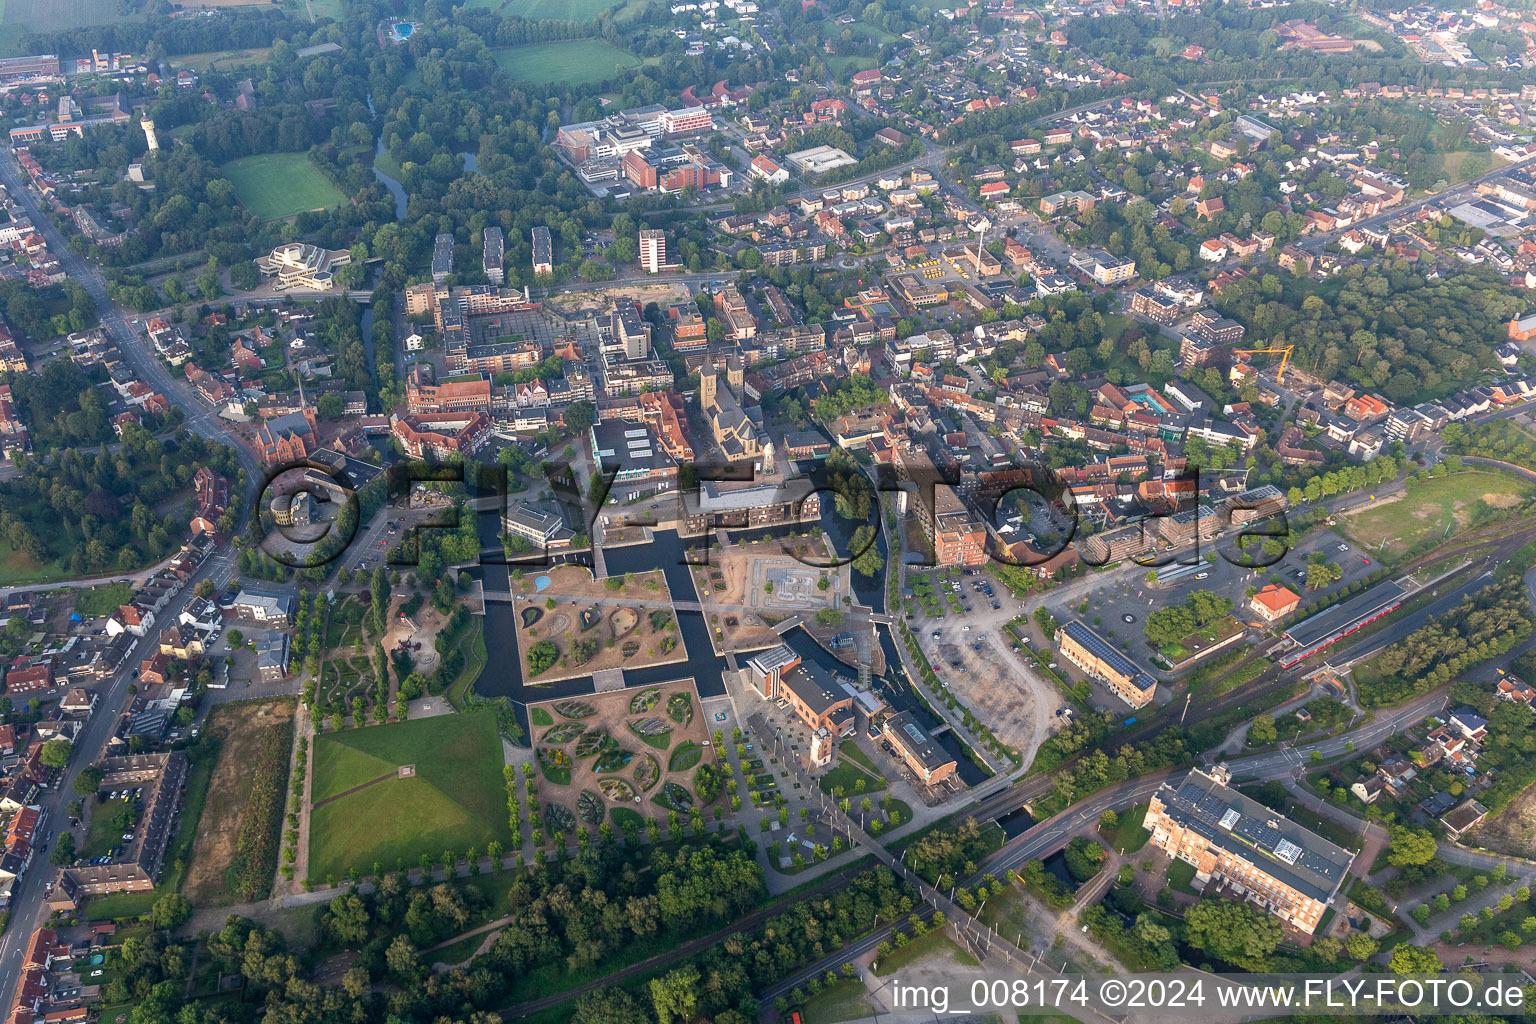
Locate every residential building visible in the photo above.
<box><xmin>639</xmin><ymin>229</ymin><xmax>676</xmax><ymax>274</ymax></box>
<box><xmin>531</xmin><ymin>225</ymin><xmax>553</xmax><ymax>275</ymax></box>
<box><xmin>1144</xmin><ymin>764</ymin><xmax>1354</xmax><ymax>934</ymax></box>
<box><xmin>1056</xmin><ymin>619</ymin><xmax>1156</xmax><ymax>709</ymax></box>
<box><xmin>58</xmin><ymin>752</ymin><xmax>188</xmax><ymax>896</ymax></box>
<box><xmin>432</xmin><ymin>232</ymin><xmax>454</xmax><ymax>283</ymax></box>
<box><xmin>390</xmin><ymin>412</ymin><xmax>493</xmax><ymax>460</ymax></box>
<box><xmin>482</xmin><ymin>226</ymin><xmax>504</xmax><ymax>285</ymax></box>
<box><xmin>882</xmin><ymin>711</ymin><xmax>958</xmax><ymax>786</ymax></box>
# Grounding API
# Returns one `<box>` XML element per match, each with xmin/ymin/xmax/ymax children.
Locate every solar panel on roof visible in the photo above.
<box><xmin>624</xmin><ymin>428</ymin><xmax>648</xmax><ymax>439</ymax></box>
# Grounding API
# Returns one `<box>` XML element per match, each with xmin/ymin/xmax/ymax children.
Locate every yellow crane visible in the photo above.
<box><xmin>1233</xmin><ymin>344</ymin><xmax>1295</xmax><ymax>384</ymax></box>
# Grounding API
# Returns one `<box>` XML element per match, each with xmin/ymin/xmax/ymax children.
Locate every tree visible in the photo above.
<box><xmin>1344</xmin><ymin>932</ymin><xmax>1379</xmax><ymax>961</ymax></box>
<box><xmin>564</xmin><ymin>400</ymin><xmax>596</xmax><ymax>432</ymax></box>
<box><xmin>385</xmin><ymin>934</ymin><xmax>423</xmax><ymax>983</ymax></box>
<box><xmin>39</xmin><ymin>739</ymin><xmax>72</xmax><ymax>769</ymax></box>
<box><xmin>851</xmin><ymin>524</ymin><xmax>884</xmax><ymax>578</ymax></box>
<box><xmin>49</xmin><ymin>832</ymin><xmax>75</xmax><ymax>866</ymax></box>
<box><xmin>1247</xmin><ymin>714</ymin><xmax>1278</xmax><ymax>745</ymax></box>
<box><xmin>1387</xmin><ymin>944</ymin><xmax>1442</xmax><ymax>973</ymax></box>
<box><xmin>650</xmin><ymin>964</ymin><xmax>701</xmax><ymax>1024</ymax></box>
<box><xmin>73</xmin><ymin>766</ymin><xmax>103</xmax><ymax>796</ymax></box>
<box><xmin>150</xmin><ymin>892</ymin><xmax>192</xmax><ymax>930</ymax></box>
<box><xmin>1386</xmin><ymin>826</ymin><xmax>1437</xmax><ymax>868</ymax></box>
<box><xmin>815</xmin><ymin>607</ymin><xmax>844</xmax><ymax>627</ymax></box>
<box><xmin>1184</xmin><ymin>898</ymin><xmax>1282</xmax><ymax>968</ymax></box>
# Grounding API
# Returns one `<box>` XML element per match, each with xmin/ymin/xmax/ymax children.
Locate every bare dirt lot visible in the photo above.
<box><xmin>530</xmin><ymin>681</ymin><xmax>716</xmax><ymax>830</ymax></box>
<box><xmin>514</xmin><ymin>565</ymin><xmax>686</xmax><ymax>682</ymax></box>
<box><xmin>183</xmin><ymin>697</ymin><xmax>297</xmax><ymax>906</ymax></box>
<box><xmin>1470</xmin><ymin>786</ymin><xmax>1536</xmax><ymax>859</ymax></box>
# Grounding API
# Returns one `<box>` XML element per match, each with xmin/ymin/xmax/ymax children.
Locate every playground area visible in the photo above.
<box><xmin>529</xmin><ymin>681</ymin><xmax>718</xmax><ymax>831</ymax></box>
<box><xmin>513</xmin><ymin>565</ymin><xmax>686</xmax><ymax>682</ymax></box>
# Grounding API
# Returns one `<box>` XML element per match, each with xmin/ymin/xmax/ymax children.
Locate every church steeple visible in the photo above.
<box><xmin>699</xmin><ymin>353</ymin><xmax>718</xmax><ymax>410</ymax></box>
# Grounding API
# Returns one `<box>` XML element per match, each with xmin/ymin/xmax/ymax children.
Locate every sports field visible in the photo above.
<box><xmin>490</xmin><ymin>40</ymin><xmax>643</xmax><ymax>86</ymax></box>
<box><xmin>1340</xmin><ymin>470</ymin><xmax>1535</xmax><ymax>562</ymax></box>
<box><xmin>308</xmin><ymin>711</ymin><xmax>511</xmax><ymax>880</ymax></box>
<box><xmin>221</xmin><ymin>152</ymin><xmax>346</xmax><ymax>221</ymax></box>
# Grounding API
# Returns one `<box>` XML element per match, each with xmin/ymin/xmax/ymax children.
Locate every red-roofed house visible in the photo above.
<box><xmin>1249</xmin><ymin>584</ymin><xmax>1300</xmax><ymax>623</ymax></box>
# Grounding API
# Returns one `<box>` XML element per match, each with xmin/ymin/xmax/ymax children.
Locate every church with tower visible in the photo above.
<box><xmin>699</xmin><ymin>352</ymin><xmax>774</xmax><ymax>470</ymax></box>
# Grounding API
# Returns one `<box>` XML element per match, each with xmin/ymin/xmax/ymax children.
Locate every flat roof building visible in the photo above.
<box><xmin>503</xmin><ymin>502</ymin><xmax>574</xmax><ymax>551</ymax></box>
<box><xmin>1280</xmin><ymin>579</ymin><xmax>1407</xmax><ymax>667</ymax></box>
<box><xmin>1057</xmin><ymin>619</ymin><xmax>1156</xmax><ymax>709</ymax></box>
<box><xmin>482</xmin><ymin>226</ymin><xmax>504</xmax><ymax>285</ymax></box>
<box><xmin>1145</xmin><ymin>764</ymin><xmax>1354</xmax><ymax>934</ymax></box>
<box><xmin>532</xmin><ymin>225</ymin><xmax>553</xmax><ymax>275</ymax></box>
<box><xmin>431</xmin><ymin>232</ymin><xmax>454</xmax><ymax>283</ymax></box>
<box><xmin>882</xmin><ymin>711</ymin><xmax>957</xmax><ymax>786</ymax></box>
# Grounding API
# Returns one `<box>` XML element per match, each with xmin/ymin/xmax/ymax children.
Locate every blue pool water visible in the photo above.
<box><xmin>534</xmin><ymin>575</ymin><xmax>551</xmax><ymax>592</ymax></box>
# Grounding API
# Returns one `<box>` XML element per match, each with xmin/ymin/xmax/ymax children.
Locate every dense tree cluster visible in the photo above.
<box><xmin>1214</xmin><ymin>264</ymin><xmax>1519</xmax><ymax>403</ymax></box>
<box><xmin>1143</xmin><ymin>589</ymin><xmax>1233</xmax><ymax>647</ymax></box>
<box><xmin>1359</xmin><ymin>577</ymin><xmax>1533</xmax><ymax>706</ymax></box>
<box><xmin>1</xmin><ymin>422</ymin><xmax>241</xmax><ymax>575</ymax></box>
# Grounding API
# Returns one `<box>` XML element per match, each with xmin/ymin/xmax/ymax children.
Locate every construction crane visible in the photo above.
<box><xmin>1233</xmin><ymin>344</ymin><xmax>1295</xmax><ymax>384</ymax></box>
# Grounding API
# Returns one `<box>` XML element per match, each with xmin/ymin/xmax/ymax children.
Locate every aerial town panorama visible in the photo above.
<box><xmin>2</xmin><ymin>0</ymin><xmax>1536</xmax><ymax>1022</ymax></box>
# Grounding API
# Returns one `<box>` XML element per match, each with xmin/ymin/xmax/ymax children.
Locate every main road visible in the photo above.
<box><xmin>0</xmin><ymin>150</ymin><xmax>263</xmax><ymax>491</ymax></box>
<box><xmin>0</xmin><ymin>147</ymin><xmax>263</xmax><ymax>1008</ymax></box>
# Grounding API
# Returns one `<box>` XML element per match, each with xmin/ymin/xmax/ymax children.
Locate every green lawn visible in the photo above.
<box><xmin>490</xmin><ymin>40</ymin><xmax>644</xmax><ymax>86</ymax></box>
<box><xmin>0</xmin><ymin>0</ymin><xmax>137</xmax><ymax>45</ymax></box>
<box><xmin>799</xmin><ymin>978</ymin><xmax>874</xmax><ymax>1024</ymax></box>
<box><xmin>1166</xmin><ymin>858</ymin><xmax>1199</xmax><ymax>896</ymax></box>
<box><xmin>472</xmin><ymin>0</ymin><xmax>622</xmax><ymax>15</ymax></box>
<box><xmin>530</xmin><ymin>707</ymin><xmax>553</xmax><ymax>727</ymax></box>
<box><xmin>1099</xmin><ymin>802</ymin><xmax>1150</xmax><ymax>853</ymax></box>
<box><xmin>1339</xmin><ymin>470</ymin><xmax>1535</xmax><ymax>562</ymax></box>
<box><xmin>668</xmin><ymin>740</ymin><xmax>703</xmax><ymax>772</ymax></box>
<box><xmin>1432</xmin><ymin>150</ymin><xmax>1508</xmax><ymax>188</ymax></box>
<box><xmin>220</xmin><ymin>152</ymin><xmax>346</xmax><ymax>221</ymax></box>
<box><xmin>73</xmin><ymin>582</ymin><xmax>134</xmax><ymax>618</ymax></box>
<box><xmin>870</xmin><ymin>928</ymin><xmax>979</xmax><ymax>976</ymax></box>
<box><xmin>308</xmin><ymin>711</ymin><xmax>511</xmax><ymax>881</ymax></box>
<box><xmin>816</xmin><ymin>753</ymin><xmax>886</xmax><ymax>796</ymax></box>
<box><xmin>82</xmin><ymin>798</ymin><xmax>134</xmax><ymax>860</ymax></box>
<box><xmin>169</xmin><ymin>48</ymin><xmax>272</xmax><ymax>73</ymax></box>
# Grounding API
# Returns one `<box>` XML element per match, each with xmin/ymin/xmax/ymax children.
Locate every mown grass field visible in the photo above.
<box><xmin>221</xmin><ymin>152</ymin><xmax>345</xmax><ymax>221</ymax></box>
<box><xmin>1339</xmin><ymin>470</ymin><xmax>1536</xmax><ymax>562</ymax></box>
<box><xmin>469</xmin><ymin>0</ymin><xmax>620</xmax><ymax>17</ymax></box>
<box><xmin>308</xmin><ymin>711</ymin><xmax>510</xmax><ymax>880</ymax></box>
<box><xmin>490</xmin><ymin>40</ymin><xmax>643</xmax><ymax>86</ymax></box>
<box><xmin>0</xmin><ymin>0</ymin><xmax>137</xmax><ymax>45</ymax></box>
<box><xmin>170</xmin><ymin>48</ymin><xmax>273</xmax><ymax>73</ymax></box>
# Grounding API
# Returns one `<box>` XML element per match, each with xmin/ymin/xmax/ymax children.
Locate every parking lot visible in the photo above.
<box><xmin>1040</xmin><ymin>527</ymin><xmax>1377</xmax><ymax>675</ymax></box>
<box><xmin>907</xmin><ymin>567</ymin><xmax>1064</xmax><ymax>764</ymax></box>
